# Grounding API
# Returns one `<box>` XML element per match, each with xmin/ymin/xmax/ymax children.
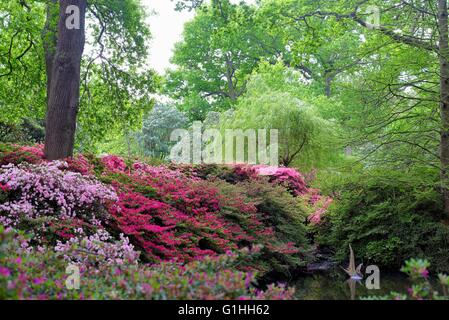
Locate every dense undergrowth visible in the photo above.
<box><xmin>314</xmin><ymin>169</ymin><xmax>449</xmax><ymax>273</ymax></box>
<box><xmin>0</xmin><ymin>144</ymin><xmax>331</xmax><ymax>299</ymax></box>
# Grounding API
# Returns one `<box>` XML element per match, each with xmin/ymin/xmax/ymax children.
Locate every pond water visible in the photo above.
<box><xmin>292</xmin><ymin>271</ymin><xmax>411</xmax><ymax>300</ymax></box>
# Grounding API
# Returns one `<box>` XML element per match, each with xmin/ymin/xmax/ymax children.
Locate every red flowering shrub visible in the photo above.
<box><xmin>0</xmin><ymin>144</ymin><xmax>44</xmax><ymax>166</ymax></box>
<box><xmin>106</xmin><ymin>173</ymin><xmax>275</xmax><ymax>266</ymax></box>
<box><xmin>109</xmin><ymin>191</ymin><xmax>223</xmax><ymax>262</ymax></box>
<box><xmin>101</xmin><ymin>155</ymin><xmax>127</xmax><ymax>172</ymax></box>
<box><xmin>98</xmin><ymin>161</ymin><xmax>311</xmax><ymax>273</ymax></box>
<box><xmin>0</xmin><ymin>145</ymin><xmax>94</xmax><ymax>176</ymax></box>
<box><xmin>64</xmin><ymin>155</ymin><xmax>95</xmax><ymax>175</ymax></box>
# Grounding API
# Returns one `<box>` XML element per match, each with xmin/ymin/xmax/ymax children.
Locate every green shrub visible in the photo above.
<box><xmin>316</xmin><ymin>170</ymin><xmax>449</xmax><ymax>272</ymax></box>
<box><xmin>0</xmin><ymin>119</ymin><xmax>45</xmax><ymax>144</ymax></box>
<box><xmin>213</xmin><ymin>178</ymin><xmax>311</xmax><ymax>275</ymax></box>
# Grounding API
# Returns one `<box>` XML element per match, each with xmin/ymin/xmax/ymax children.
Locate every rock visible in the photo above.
<box><xmin>305</xmin><ymin>245</ymin><xmax>337</xmax><ymax>273</ymax></box>
<box><xmin>307</xmin><ymin>260</ymin><xmax>337</xmax><ymax>273</ymax></box>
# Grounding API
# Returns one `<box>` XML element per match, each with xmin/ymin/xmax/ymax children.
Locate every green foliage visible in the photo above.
<box><xmin>175</xmin><ymin>92</ymin><xmax>212</xmax><ymax>122</ymax></box>
<box><xmin>140</xmin><ymin>104</ymin><xmax>188</xmax><ymax>159</ymax></box>
<box><xmin>220</xmin><ymin>62</ymin><xmax>337</xmax><ymax>168</ymax></box>
<box><xmin>0</xmin><ymin>1</ymin><xmax>46</xmax><ymax>122</ymax></box>
<box><xmin>0</xmin><ymin>119</ymin><xmax>45</xmax><ymax>144</ymax></box>
<box><xmin>76</xmin><ymin>0</ymin><xmax>159</xmax><ymax>151</ymax></box>
<box><xmin>198</xmin><ymin>166</ymin><xmax>312</xmax><ymax>275</ymax></box>
<box><xmin>165</xmin><ymin>0</ymin><xmax>282</xmax><ymax>112</ymax></box>
<box><xmin>316</xmin><ymin>169</ymin><xmax>449</xmax><ymax>272</ymax></box>
<box><xmin>0</xmin><ymin>0</ymin><xmax>159</xmax><ymax>152</ymax></box>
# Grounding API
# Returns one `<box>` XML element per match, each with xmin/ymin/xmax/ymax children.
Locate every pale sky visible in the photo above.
<box><xmin>142</xmin><ymin>0</ymin><xmax>194</xmax><ymax>73</ymax></box>
<box><xmin>142</xmin><ymin>0</ymin><xmax>256</xmax><ymax>74</ymax></box>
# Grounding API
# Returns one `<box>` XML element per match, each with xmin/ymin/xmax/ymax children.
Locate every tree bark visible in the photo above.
<box><xmin>225</xmin><ymin>54</ymin><xmax>237</xmax><ymax>101</ymax></box>
<box><xmin>438</xmin><ymin>0</ymin><xmax>449</xmax><ymax>219</ymax></box>
<box><xmin>324</xmin><ymin>73</ymin><xmax>334</xmax><ymax>98</ymax></box>
<box><xmin>44</xmin><ymin>0</ymin><xmax>87</xmax><ymax>160</ymax></box>
<box><xmin>42</xmin><ymin>0</ymin><xmax>58</xmax><ymax>106</ymax></box>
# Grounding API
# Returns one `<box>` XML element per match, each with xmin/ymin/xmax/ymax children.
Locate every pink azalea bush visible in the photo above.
<box><xmin>307</xmin><ymin>190</ymin><xmax>333</xmax><ymax>225</ymax></box>
<box><xmin>101</xmin><ymin>155</ymin><xmax>127</xmax><ymax>172</ymax></box>
<box><xmin>0</xmin><ymin>161</ymin><xmax>117</xmax><ymax>226</ymax></box>
<box><xmin>0</xmin><ymin>227</ymin><xmax>295</xmax><ymax>300</ymax></box>
<box><xmin>54</xmin><ymin>228</ymin><xmax>139</xmax><ymax>267</ymax></box>
<box><xmin>0</xmin><ymin>160</ymin><xmax>137</xmax><ymax>271</ymax></box>
<box><xmin>230</xmin><ymin>165</ymin><xmax>308</xmax><ymax>196</ymax></box>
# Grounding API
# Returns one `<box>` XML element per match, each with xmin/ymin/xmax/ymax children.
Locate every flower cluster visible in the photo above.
<box><xmin>0</xmin><ymin>145</ymin><xmax>331</xmax><ymax>293</ymax></box>
<box><xmin>54</xmin><ymin>228</ymin><xmax>139</xmax><ymax>267</ymax></box>
<box><xmin>230</xmin><ymin>165</ymin><xmax>308</xmax><ymax>196</ymax></box>
<box><xmin>0</xmin><ymin>144</ymin><xmax>45</xmax><ymax>166</ymax></box>
<box><xmin>101</xmin><ymin>155</ymin><xmax>127</xmax><ymax>172</ymax></box>
<box><xmin>107</xmin><ymin>175</ymin><xmax>270</xmax><ymax>263</ymax></box>
<box><xmin>64</xmin><ymin>155</ymin><xmax>95</xmax><ymax>175</ymax></box>
<box><xmin>0</xmin><ymin>162</ymin><xmax>117</xmax><ymax>227</ymax></box>
<box><xmin>307</xmin><ymin>190</ymin><xmax>333</xmax><ymax>225</ymax></box>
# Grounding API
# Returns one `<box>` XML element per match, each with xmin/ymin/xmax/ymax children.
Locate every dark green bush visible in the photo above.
<box><xmin>0</xmin><ymin>119</ymin><xmax>45</xmax><ymax>144</ymax></box>
<box><xmin>316</xmin><ymin>170</ymin><xmax>449</xmax><ymax>272</ymax></box>
<box><xmin>213</xmin><ymin>178</ymin><xmax>311</xmax><ymax>275</ymax></box>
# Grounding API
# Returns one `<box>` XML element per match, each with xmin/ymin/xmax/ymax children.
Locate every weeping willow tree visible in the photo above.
<box><xmin>219</xmin><ymin>63</ymin><xmax>338</xmax><ymax>168</ymax></box>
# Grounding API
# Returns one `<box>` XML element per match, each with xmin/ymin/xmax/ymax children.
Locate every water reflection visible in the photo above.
<box><xmin>347</xmin><ymin>278</ymin><xmax>362</xmax><ymax>300</ymax></box>
<box><xmin>293</xmin><ymin>272</ymin><xmax>410</xmax><ymax>300</ymax></box>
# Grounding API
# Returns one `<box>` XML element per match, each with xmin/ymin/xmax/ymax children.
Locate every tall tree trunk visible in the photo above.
<box><xmin>225</xmin><ymin>54</ymin><xmax>237</xmax><ymax>101</ymax></box>
<box><xmin>325</xmin><ymin>74</ymin><xmax>333</xmax><ymax>98</ymax></box>
<box><xmin>438</xmin><ymin>0</ymin><xmax>449</xmax><ymax>219</ymax></box>
<box><xmin>42</xmin><ymin>0</ymin><xmax>58</xmax><ymax>106</ymax></box>
<box><xmin>44</xmin><ymin>0</ymin><xmax>87</xmax><ymax>160</ymax></box>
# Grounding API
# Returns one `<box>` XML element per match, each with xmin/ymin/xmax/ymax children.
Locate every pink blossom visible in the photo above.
<box><xmin>0</xmin><ymin>266</ymin><xmax>11</xmax><ymax>277</ymax></box>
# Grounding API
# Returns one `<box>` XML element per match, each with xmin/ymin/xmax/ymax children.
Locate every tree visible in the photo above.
<box><xmin>255</xmin><ymin>0</ymin><xmax>374</xmax><ymax>98</ymax></box>
<box><xmin>0</xmin><ymin>0</ymin><xmax>156</xmax><ymax>157</ymax></box>
<box><xmin>220</xmin><ymin>62</ymin><xmax>334</xmax><ymax>168</ymax></box>
<box><xmin>140</xmin><ymin>104</ymin><xmax>188</xmax><ymax>158</ymax></box>
<box><xmin>44</xmin><ymin>0</ymin><xmax>87</xmax><ymax>160</ymax></box>
<box><xmin>0</xmin><ymin>0</ymin><xmax>46</xmax><ymax>123</ymax></box>
<box><xmin>166</xmin><ymin>0</ymin><xmax>283</xmax><ymax>114</ymax></box>
<box><xmin>281</xmin><ymin>0</ymin><xmax>449</xmax><ymax>218</ymax></box>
